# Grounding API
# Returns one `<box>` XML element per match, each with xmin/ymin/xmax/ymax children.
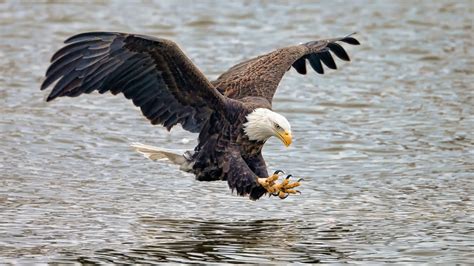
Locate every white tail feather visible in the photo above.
<box><xmin>130</xmin><ymin>142</ymin><xmax>186</xmax><ymax>164</ymax></box>
<box><xmin>130</xmin><ymin>142</ymin><xmax>194</xmax><ymax>172</ymax></box>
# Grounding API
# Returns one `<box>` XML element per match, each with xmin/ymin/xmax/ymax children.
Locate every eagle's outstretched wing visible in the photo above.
<box><xmin>212</xmin><ymin>34</ymin><xmax>360</xmax><ymax>104</ymax></box>
<box><xmin>41</xmin><ymin>32</ymin><xmax>228</xmax><ymax>133</ymax></box>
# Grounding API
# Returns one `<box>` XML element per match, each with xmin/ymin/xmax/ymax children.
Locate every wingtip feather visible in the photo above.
<box><xmin>46</xmin><ymin>94</ymin><xmax>55</xmax><ymax>102</ymax></box>
<box><xmin>64</xmin><ymin>31</ymin><xmax>118</xmax><ymax>44</ymax></box>
<box><xmin>340</xmin><ymin>35</ymin><xmax>361</xmax><ymax>45</ymax></box>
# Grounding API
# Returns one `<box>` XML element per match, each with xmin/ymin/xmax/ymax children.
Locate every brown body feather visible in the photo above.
<box><xmin>41</xmin><ymin>32</ymin><xmax>359</xmax><ymax>200</ymax></box>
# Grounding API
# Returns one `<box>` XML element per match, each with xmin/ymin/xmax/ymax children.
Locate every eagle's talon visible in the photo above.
<box><xmin>273</xmin><ymin>170</ymin><xmax>285</xmax><ymax>175</ymax></box>
<box><xmin>285</xmin><ymin>174</ymin><xmax>292</xmax><ymax>179</ymax></box>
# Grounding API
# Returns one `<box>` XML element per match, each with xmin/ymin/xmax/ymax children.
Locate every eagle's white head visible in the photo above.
<box><xmin>243</xmin><ymin>108</ymin><xmax>292</xmax><ymax>146</ymax></box>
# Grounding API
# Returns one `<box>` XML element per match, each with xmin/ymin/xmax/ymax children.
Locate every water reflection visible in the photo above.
<box><xmin>70</xmin><ymin>218</ymin><xmax>355</xmax><ymax>264</ymax></box>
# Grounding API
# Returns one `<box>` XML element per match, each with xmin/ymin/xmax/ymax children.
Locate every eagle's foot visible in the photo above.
<box><xmin>257</xmin><ymin>170</ymin><xmax>284</xmax><ymax>194</ymax></box>
<box><xmin>271</xmin><ymin>174</ymin><xmax>302</xmax><ymax>199</ymax></box>
<box><xmin>257</xmin><ymin>171</ymin><xmax>302</xmax><ymax>199</ymax></box>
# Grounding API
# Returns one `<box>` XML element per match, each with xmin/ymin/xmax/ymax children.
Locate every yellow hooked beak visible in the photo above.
<box><xmin>277</xmin><ymin>131</ymin><xmax>292</xmax><ymax>147</ymax></box>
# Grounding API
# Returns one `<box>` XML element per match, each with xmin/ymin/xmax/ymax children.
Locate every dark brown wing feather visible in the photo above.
<box><xmin>212</xmin><ymin>34</ymin><xmax>360</xmax><ymax>103</ymax></box>
<box><xmin>41</xmin><ymin>32</ymin><xmax>228</xmax><ymax>133</ymax></box>
<box><xmin>224</xmin><ymin>147</ymin><xmax>267</xmax><ymax>200</ymax></box>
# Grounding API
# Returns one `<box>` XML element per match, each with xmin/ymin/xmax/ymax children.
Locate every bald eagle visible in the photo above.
<box><xmin>41</xmin><ymin>32</ymin><xmax>360</xmax><ymax>200</ymax></box>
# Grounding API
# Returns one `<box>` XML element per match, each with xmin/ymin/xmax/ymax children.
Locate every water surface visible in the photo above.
<box><xmin>1</xmin><ymin>0</ymin><xmax>473</xmax><ymax>264</ymax></box>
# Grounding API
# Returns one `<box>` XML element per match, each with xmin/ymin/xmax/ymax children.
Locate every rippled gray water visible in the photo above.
<box><xmin>1</xmin><ymin>0</ymin><xmax>473</xmax><ymax>264</ymax></box>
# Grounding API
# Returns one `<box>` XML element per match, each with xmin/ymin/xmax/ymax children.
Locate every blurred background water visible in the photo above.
<box><xmin>1</xmin><ymin>0</ymin><xmax>473</xmax><ymax>264</ymax></box>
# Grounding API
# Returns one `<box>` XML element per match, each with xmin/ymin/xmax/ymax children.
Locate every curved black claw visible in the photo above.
<box><xmin>274</xmin><ymin>170</ymin><xmax>285</xmax><ymax>175</ymax></box>
<box><xmin>279</xmin><ymin>193</ymin><xmax>289</xmax><ymax>199</ymax></box>
<box><xmin>297</xmin><ymin>178</ymin><xmax>303</xmax><ymax>182</ymax></box>
<box><xmin>272</xmin><ymin>192</ymin><xmax>280</xmax><ymax>197</ymax></box>
<box><xmin>285</xmin><ymin>174</ymin><xmax>293</xmax><ymax>179</ymax></box>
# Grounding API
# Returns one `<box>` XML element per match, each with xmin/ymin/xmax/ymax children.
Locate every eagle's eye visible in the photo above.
<box><xmin>274</xmin><ymin>123</ymin><xmax>282</xmax><ymax>130</ymax></box>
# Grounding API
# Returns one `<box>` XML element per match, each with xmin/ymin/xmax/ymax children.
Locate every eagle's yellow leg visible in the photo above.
<box><xmin>257</xmin><ymin>171</ymin><xmax>302</xmax><ymax>199</ymax></box>
<box><xmin>257</xmin><ymin>170</ymin><xmax>282</xmax><ymax>194</ymax></box>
